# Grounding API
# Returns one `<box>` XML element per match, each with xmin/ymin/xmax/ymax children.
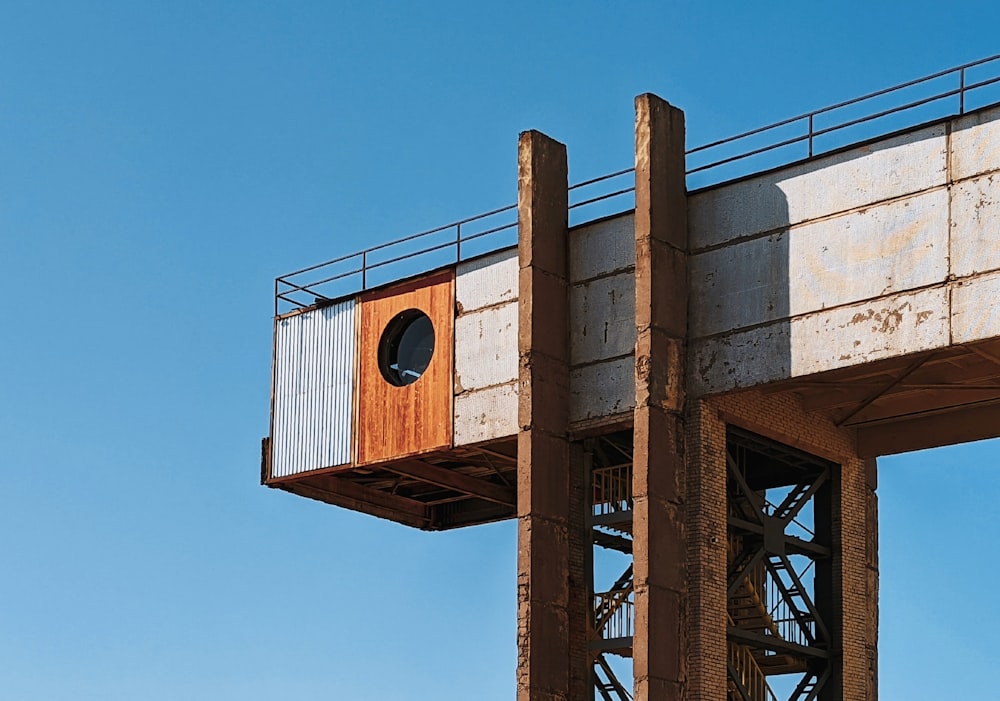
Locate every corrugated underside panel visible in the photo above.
<box><xmin>271</xmin><ymin>301</ymin><xmax>355</xmax><ymax>477</ymax></box>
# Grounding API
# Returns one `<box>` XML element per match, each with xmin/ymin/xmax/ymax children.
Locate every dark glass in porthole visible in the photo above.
<box><xmin>378</xmin><ymin>309</ymin><xmax>435</xmax><ymax>387</ymax></box>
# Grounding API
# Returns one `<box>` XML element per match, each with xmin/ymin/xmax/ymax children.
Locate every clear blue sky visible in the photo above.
<box><xmin>2</xmin><ymin>2</ymin><xmax>998</xmax><ymax>699</ymax></box>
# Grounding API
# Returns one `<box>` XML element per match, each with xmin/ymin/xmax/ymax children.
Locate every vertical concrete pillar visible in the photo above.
<box><xmin>632</xmin><ymin>94</ymin><xmax>689</xmax><ymax>700</ymax></box>
<box><xmin>516</xmin><ymin>130</ymin><xmax>585</xmax><ymax>701</ymax></box>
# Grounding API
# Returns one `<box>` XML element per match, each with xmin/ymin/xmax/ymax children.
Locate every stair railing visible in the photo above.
<box><xmin>593</xmin><ymin>587</ymin><xmax>635</xmax><ymax>641</ymax></box>
<box><xmin>592</xmin><ymin>462</ymin><xmax>633</xmax><ymax>516</ymax></box>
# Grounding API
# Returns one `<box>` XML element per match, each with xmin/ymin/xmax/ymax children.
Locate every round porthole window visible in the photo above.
<box><xmin>377</xmin><ymin>309</ymin><xmax>435</xmax><ymax>387</ymax></box>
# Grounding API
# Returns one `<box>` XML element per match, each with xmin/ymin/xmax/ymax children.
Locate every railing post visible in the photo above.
<box><xmin>960</xmin><ymin>66</ymin><xmax>966</xmax><ymax>114</ymax></box>
<box><xmin>361</xmin><ymin>251</ymin><xmax>367</xmax><ymax>290</ymax></box>
<box><xmin>456</xmin><ymin>222</ymin><xmax>462</xmax><ymax>262</ymax></box>
<box><xmin>808</xmin><ymin>113</ymin><xmax>814</xmax><ymax>157</ymax></box>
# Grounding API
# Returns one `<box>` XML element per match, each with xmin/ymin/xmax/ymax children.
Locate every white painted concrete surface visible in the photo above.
<box><xmin>454</xmin><ymin>249</ymin><xmax>520</xmax><ymax>445</ymax></box>
<box><xmin>950</xmin><ymin>105</ymin><xmax>1000</xmax><ymax>181</ymax></box>
<box><xmin>951</xmin><ymin>173</ymin><xmax>1000</xmax><ymax>277</ymax></box>
<box><xmin>570</xmin><ymin>213</ymin><xmax>635</xmax><ymax>282</ymax></box>
<box><xmin>570</xmin><ymin>273</ymin><xmax>636</xmax><ymax>366</ymax></box>
<box><xmin>689</xmin><ymin>124</ymin><xmax>947</xmax><ymax>250</ymax></box>
<box><xmin>570</xmin><ymin>357</ymin><xmax>635</xmax><ymax>423</ymax></box>
<box><xmin>456</xmin><ymin>248</ymin><xmax>518</xmax><ymax>312</ymax></box>
<box><xmin>454</xmin><ymin>381</ymin><xmax>518</xmax><ymax>446</ymax></box>
<box><xmin>952</xmin><ymin>270</ymin><xmax>1000</xmax><ymax>344</ymax></box>
<box><xmin>688</xmin><ymin>106</ymin><xmax>1000</xmax><ymax>397</ymax></box>
<box><xmin>455</xmin><ymin>301</ymin><xmax>517</xmax><ymax>393</ymax></box>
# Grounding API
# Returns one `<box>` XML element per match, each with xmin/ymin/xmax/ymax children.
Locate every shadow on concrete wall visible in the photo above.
<box><xmin>688</xmin><ymin>181</ymin><xmax>790</xmax><ymax>394</ymax></box>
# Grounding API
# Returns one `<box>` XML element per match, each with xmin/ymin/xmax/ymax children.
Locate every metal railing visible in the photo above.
<box><xmin>276</xmin><ymin>53</ymin><xmax>1000</xmax><ymax>314</ymax></box>
<box><xmin>687</xmin><ymin>52</ymin><xmax>1000</xmax><ymax>183</ymax></box>
<box><xmin>728</xmin><ymin>643</ymin><xmax>777</xmax><ymax>701</ymax></box>
<box><xmin>274</xmin><ymin>167</ymin><xmax>632</xmax><ymax>313</ymax></box>
<box><xmin>593</xmin><ymin>588</ymin><xmax>635</xmax><ymax>641</ymax></box>
<box><xmin>592</xmin><ymin>462</ymin><xmax>633</xmax><ymax>517</ymax></box>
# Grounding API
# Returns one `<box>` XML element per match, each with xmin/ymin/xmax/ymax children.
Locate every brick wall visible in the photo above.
<box><xmin>685</xmin><ymin>387</ymin><xmax>877</xmax><ymax>701</ymax></box>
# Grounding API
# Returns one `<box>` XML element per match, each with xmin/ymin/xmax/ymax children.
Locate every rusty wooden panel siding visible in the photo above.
<box><xmin>357</xmin><ymin>271</ymin><xmax>454</xmax><ymax>464</ymax></box>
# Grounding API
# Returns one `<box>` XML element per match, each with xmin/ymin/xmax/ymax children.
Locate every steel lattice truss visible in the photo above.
<box><xmin>726</xmin><ymin>429</ymin><xmax>836</xmax><ymax>701</ymax></box>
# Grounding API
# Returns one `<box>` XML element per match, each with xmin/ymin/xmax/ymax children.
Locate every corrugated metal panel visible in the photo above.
<box><xmin>271</xmin><ymin>301</ymin><xmax>355</xmax><ymax>477</ymax></box>
<box><xmin>456</xmin><ymin>249</ymin><xmax>518</xmax><ymax>313</ymax></box>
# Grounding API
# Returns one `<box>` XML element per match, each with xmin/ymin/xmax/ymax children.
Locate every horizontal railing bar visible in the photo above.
<box><xmin>287</xmin><ymin>266</ymin><xmax>363</xmax><ymax>292</ymax></box>
<box><xmin>276</xmin><ymin>278</ymin><xmax>319</xmax><ymax>295</ymax></box>
<box><xmin>279</xmin><ymin>251</ymin><xmax>364</xmax><ymax>279</ymax></box>
<box><xmin>569</xmin><ymin>167</ymin><xmax>635</xmax><ymax>190</ymax></box>
<box><xmin>687</xmin><ymin>132</ymin><xmax>810</xmax><ymax>175</ymax></box>
<box><xmin>276</xmin><ymin>53</ymin><xmax>1000</xmax><ymax>310</ymax></box>
<box><xmin>281</xmin><ymin>223</ymin><xmax>519</xmax><ymax>305</ymax></box>
<box><xmin>691</xmin><ymin>87</ymin><xmax>950</xmax><ymax>167</ymax></box>
<box><xmin>459</xmin><ymin>221</ymin><xmax>518</xmax><ymax>244</ymax></box>
<box><xmin>687</xmin><ymin>114</ymin><xmax>809</xmax><ymax>156</ymax></box>
<box><xmin>810</xmin><ymin>88</ymin><xmax>960</xmax><ymax>139</ymax></box>
<box><xmin>276</xmin><ymin>292</ymin><xmax>308</xmax><ymax>307</ymax></box>
<box><xmin>964</xmin><ymin>74</ymin><xmax>1000</xmax><ymax>94</ymax></box>
<box><xmin>363</xmin><ymin>203</ymin><xmax>518</xmax><ymax>256</ymax></box>
<box><xmin>808</xmin><ymin>63</ymin><xmax>961</xmax><ymax>117</ymax></box>
<box><xmin>362</xmin><ymin>223</ymin><xmax>456</xmax><ymax>256</ymax></box>
<box><xmin>280</xmin><ymin>204</ymin><xmax>517</xmax><ymax>279</ymax></box>
<box><xmin>365</xmin><ymin>239</ymin><xmax>457</xmax><ymax>273</ymax></box>
<box><xmin>569</xmin><ymin>187</ymin><xmax>635</xmax><ymax>210</ymax></box>
<box><xmin>689</xmin><ymin>52</ymin><xmax>1000</xmax><ymax>157</ymax></box>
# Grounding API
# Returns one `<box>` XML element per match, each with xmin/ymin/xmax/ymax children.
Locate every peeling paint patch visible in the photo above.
<box><xmin>791</xmin><ymin>288</ymin><xmax>948</xmax><ymax>375</ymax></box>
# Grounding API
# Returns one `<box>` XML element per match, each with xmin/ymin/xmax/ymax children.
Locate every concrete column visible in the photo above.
<box><xmin>516</xmin><ymin>130</ymin><xmax>585</xmax><ymax>701</ymax></box>
<box><xmin>632</xmin><ymin>94</ymin><xmax>689</xmax><ymax>700</ymax></box>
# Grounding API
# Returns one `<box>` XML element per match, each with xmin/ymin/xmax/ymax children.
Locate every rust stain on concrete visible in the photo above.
<box><xmin>848</xmin><ymin>302</ymin><xmax>912</xmax><ymax>334</ymax></box>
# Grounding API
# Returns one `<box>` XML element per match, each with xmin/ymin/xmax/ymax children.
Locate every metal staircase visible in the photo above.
<box><xmin>725</xmin><ymin>429</ymin><xmax>835</xmax><ymax>701</ymax></box>
<box><xmin>587</xmin><ymin>434</ymin><xmax>634</xmax><ymax>699</ymax></box>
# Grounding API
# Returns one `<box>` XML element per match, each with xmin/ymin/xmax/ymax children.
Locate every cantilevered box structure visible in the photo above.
<box><xmin>264</xmin><ymin>55</ymin><xmax>1000</xmax><ymax>700</ymax></box>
